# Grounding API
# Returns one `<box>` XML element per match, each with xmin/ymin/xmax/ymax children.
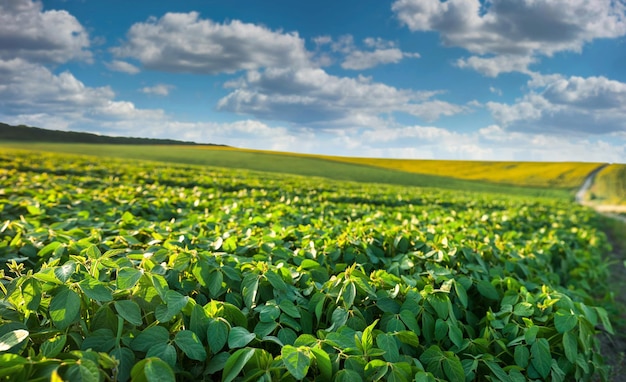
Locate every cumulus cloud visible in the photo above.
<box><xmin>342</xmin><ymin>48</ymin><xmax>420</xmax><ymax>70</ymax></box>
<box><xmin>0</xmin><ymin>0</ymin><xmax>90</xmax><ymax>64</ymax></box>
<box><xmin>487</xmin><ymin>75</ymin><xmax>626</xmax><ymax>135</ymax></box>
<box><xmin>113</xmin><ymin>12</ymin><xmax>310</xmax><ymax>74</ymax></box>
<box><xmin>0</xmin><ymin>58</ymin><xmax>165</xmax><ymax>133</ymax></box>
<box><xmin>455</xmin><ymin>55</ymin><xmax>536</xmax><ymax>77</ymax></box>
<box><xmin>318</xmin><ymin>35</ymin><xmax>420</xmax><ymax>70</ymax></box>
<box><xmin>140</xmin><ymin>84</ymin><xmax>174</xmax><ymax>96</ymax></box>
<box><xmin>106</xmin><ymin>60</ymin><xmax>140</xmax><ymax>74</ymax></box>
<box><xmin>393</xmin><ymin>0</ymin><xmax>626</xmax><ymax>75</ymax></box>
<box><xmin>217</xmin><ymin>67</ymin><xmax>465</xmax><ymax>126</ymax></box>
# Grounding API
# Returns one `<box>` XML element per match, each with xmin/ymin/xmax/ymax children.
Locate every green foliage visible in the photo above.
<box><xmin>0</xmin><ymin>150</ymin><xmax>616</xmax><ymax>381</ymax></box>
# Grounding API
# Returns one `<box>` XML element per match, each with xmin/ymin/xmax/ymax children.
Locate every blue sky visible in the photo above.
<box><xmin>1</xmin><ymin>0</ymin><xmax>626</xmax><ymax>162</ymax></box>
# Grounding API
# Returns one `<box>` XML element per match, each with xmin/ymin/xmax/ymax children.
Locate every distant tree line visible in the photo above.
<box><xmin>0</xmin><ymin>123</ymin><xmax>226</xmax><ymax>146</ymax></box>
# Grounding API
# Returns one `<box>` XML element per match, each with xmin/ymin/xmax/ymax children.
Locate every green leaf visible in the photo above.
<box><xmin>0</xmin><ymin>330</ymin><xmax>28</xmax><ymax>352</ymax></box>
<box><xmin>279</xmin><ymin>300</ymin><xmax>301</xmax><ymax>318</ymax></box>
<box><xmin>596</xmin><ymin>307</ymin><xmax>614</xmax><ymax>335</ymax></box>
<box><xmin>513</xmin><ymin>302</ymin><xmax>534</xmax><ymax>317</ymax></box>
<box><xmin>562</xmin><ymin>331</ymin><xmax>578</xmax><ymax>363</ymax></box>
<box><xmin>146</xmin><ymin>343</ymin><xmax>176</xmax><ymax>368</ymax></box>
<box><xmin>254</xmin><ymin>321</ymin><xmax>277</xmax><ymax>338</ymax></box>
<box><xmin>116</xmin><ymin>267</ymin><xmax>143</xmax><ymax>290</ymax></box>
<box><xmin>376</xmin><ymin>333</ymin><xmax>400</xmax><ymax>362</ymax></box>
<box><xmin>428</xmin><ymin>294</ymin><xmax>449</xmax><ymax>319</ymax></box>
<box><xmin>208</xmin><ymin>270</ymin><xmax>224</xmax><ymax>297</ymax></box>
<box><xmin>22</xmin><ymin>278</ymin><xmax>41</xmax><ymax>311</ymax></box>
<box><xmin>395</xmin><ymin>331</ymin><xmax>419</xmax><ymax>348</ymax></box>
<box><xmin>222</xmin><ymin>348</ymin><xmax>255</xmax><ymax>382</ymax></box>
<box><xmin>476</xmin><ymin>280</ymin><xmax>499</xmax><ymax>300</ymax></box>
<box><xmin>554</xmin><ymin>310</ymin><xmax>577</xmax><ymax>333</ymax></box>
<box><xmin>64</xmin><ymin>359</ymin><xmax>100</xmax><ymax>382</ymax></box>
<box><xmin>484</xmin><ymin>360</ymin><xmax>509</xmax><ymax>382</ymax></box>
<box><xmin>265</xmin><ymin>271</ymin><xmax>288</xmax><ymax>291</ymax></box>
<box><xmin>513</xmin><ymin>345</ymin><xmax>529</xmax><ymax>368</ymax></box>
<box><xmin>83</xmin><ymin>244</ymin><xmax>101</xmax><ymax>259</ymax></box>
<box><xmin>453</xmin><ymin>281</ymin><xmax>468</xmax><ymax>308</ymax></box>
<box><xmin>335</xmin><ymin>369</ymin><xmax>363</xmax><ymax>382</ymax></box>
<box><xmin>174</xmin><ymin>330</ymin><xmax>207</xmax><ymax>361</ymax></box>
<box><xmin>530</xmin><ymin>338</ymin><xmax>551</xmax><ymax>378</ymax></box>
<box><xmin>131</xmin><ymin>358</ymin><xmax>175</xmax><ymax>382</ymax></box>
<box><xmin>365</xmin><ymin>359</ymin><xmax>389</xmax><ymax>381</ymax></box>
<box><xmin>114</xmin><ymin>300</ymin><xmax>143</xmax><ymax>326</ymax></box>
<box><xmin>311</xmin><ymin>347</ymin><xmax>333</xmax><ymax>381</ymax></box>
<box><xmin>54</xmin><ymin>261</ymin><xmax>75</xmax><ymax>283</ymax></box>
<box><xmin>78</xmin><ymin>277</ymin><xmax>113</xmax><ymax>302</ymax></box>
<box><xmin>377</xmin><ymin>297</ymin><xmax>401</xmax><ymax>314</ymax></box>
<box><xmin>228</xmin><ymin>327</ymin><xmax>256</xmax><ymax>349</ymax></box>
<box><xmin>442</xmin><ymin>353</ymin><xmax>465</xmax><ymax>382</ymax></box>
<box><xmin>362</xmin><ymin>319</ymin><xmax>377</xmax><ymax>352</ymax></box>
<box><xmin>40</xmin><ymin>335</ymin><xmax>67</xmax><ymax>358</ymax></box>
<box><xmin>131</xmin><ymin>326</ymin><xmax>170</xmax><ymax>352</ymax></box>
<box><xmin>49</xmin><ymin>287</ymin><xmax>81</xmax><ymax>330</ymax></box>
<box><xmin>110</xmin><ymin>347</ymin><xmax>135</xmax><ymax>382</ymax></box>
<box><xmin>282</xmin><ymin>345</ymin><xmax>311</xmax><ymax>380</ymax></box>
<box><xmin>241</xmin><ymin>274</ymin><xmax>259</xmax><ymax>309</ymax></box>
<box><xmin>208</xmin><ymin>319</ymin><xmax>229</xmax><ymax>353</ymax></box>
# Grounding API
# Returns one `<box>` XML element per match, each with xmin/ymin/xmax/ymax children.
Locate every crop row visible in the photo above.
<box><xmin>0</xmin><ymin>150</ymin><xmax>615</xmax><ymax>381</ymax></box>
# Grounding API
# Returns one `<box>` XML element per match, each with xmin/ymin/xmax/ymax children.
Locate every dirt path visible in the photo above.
<box><xmin>577</xmin><ymin>164</ymin><xmax>626</xmax><ymax>223</ymax></box>
<box><xmin>577</xmin><ymin>166</ymin><xmax>626</xmax><ymax>380</ymax></box>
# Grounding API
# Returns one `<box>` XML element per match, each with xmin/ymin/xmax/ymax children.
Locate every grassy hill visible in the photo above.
<box><xmin>589</xmin><ymin>164</ymin><xmax>626</xmax><ymax>205</ymax></box>
<box><xmin>0</xmin><ymin>122</ymin><xmax>613</xmax><ymax>201</ymax></box>
<box><xmin>0</xmin><ymin>122</ymin><xmax>224</xmax><ymax>146</ymax></box>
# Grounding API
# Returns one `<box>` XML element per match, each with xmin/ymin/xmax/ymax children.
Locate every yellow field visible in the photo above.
<box><xmin>322</xmin><ymin>158</ymin><xmax>601</xmax><ymax>189</ymax></box>
<box><xmin>189</xmin><ymin>146</ymin><xmax>600</xmax><ymax>189</ymax></box>
<box><xmin>589</xmin><ymin>164</ymin><xmax>626</xmax><ymax>205</ymax></box>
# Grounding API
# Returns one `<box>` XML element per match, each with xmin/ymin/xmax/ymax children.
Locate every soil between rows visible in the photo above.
<box><xmin>599</xmin><ymin>218</ymin><xmax>626</xmax><ymax>381</ymax></box>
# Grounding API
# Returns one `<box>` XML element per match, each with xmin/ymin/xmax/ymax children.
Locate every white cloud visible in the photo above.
<box><xmin>140</xmin><ymin>84</ymin><xmax>174</xmax><ymax>96</ymax></box>
<box><xmin>342</xmin><ymin>48</ymin><xmax>420</xmax><ymax>70</ymax></box>
<box><xmin>487</xmin><ymin>75</ymin><xmax>626</xmax><ymax>135</ymax></box>
<box><xmin>489</xmin><ymin>86</ymin><xmax>502</xmax><ymax>96</ymax></box>
<box><xmin>320</xmin><ymin>35</ymin><xmax>420</xmax><ymax>70</ymax></box>
<box><xmin>393</xmin><ymin>0</ymin><xmax>626</xmax><ymax>56</ymax></box>
<box><xmin>393</xmin><ymin>0</ymin><xmax>626</xmax><ymax>76</ymax></box>
<box><xmin>0</xmin><ymin>58</ymin><xmax>165</xmax><ymax>134</ymax></box>
<box><xmin>113</xmin><ymin>12</ymin><xmax>310</xmax><ymax>74</ymax></box>
<box><xmin>106</xmin><ymin>60</ymin><xmax>140</xmax><ymax>74</ymax></box>
<box><xmin>217</xmin><ymin>67</ymin><xmax>465</xmax><ymax>126</ymax></box>
<box><xmin>0</xmin><ymin>0</ymin><xmax>90</xmax><ymax>64</ymax></box>
<box><xmin>456</xmin><ymin>55</ymin><xmax>536</xmax><ymax>77</ymax></box>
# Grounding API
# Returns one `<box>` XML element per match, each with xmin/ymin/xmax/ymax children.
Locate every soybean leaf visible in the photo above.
<box><xmin>40</xmin><ymin>335</ymin><xmax>67</xmax><ymax>358</ymax></box>
<box><xmin>110</xmin><ymin>347</ymin><xmax>135</xmax><ymax>382</ymax></box>
<box><xmin>131</xmin><ymin>326</ymin><xmax>170</xmax><ymax>352</ymax></box>
<box><xmin>311</xmin><ymin>347</ymin><xmax>333</xmax><ymax>381</ymax></box>
<box><xmin>64</xmin><ymin>359</ymin><xmax>100</xmax><ymax>382</ymax></box>
<box><xmin>222</xmin><ymin>348</ymin><xmax>255</xmax><ymax>382</ymax></box>
<box><xmin>116</xmin><ymin>268</ymin><xmax>143</xmax><ymax>290</ymax></box>
<box><xmin>563</xmin><ymin>331</ymin><xmax>578</xmax><ymax>363</ymax></box>
<box><xmin>0</xmin><ymin>330</ymin><xmax>28</xmax><ymax>352</ymax></box>
<box><xmin>376</xmin><ymin>333</ymin><xmax>400</xmax><ymax>362</ymax></box>
<box><xmin>114</xmin><ymin>300</ymin><xmax>143</xmax><ymax>327</ymax></box>
<box><xmin>50</xmin><ymin>287</ymin><xmax>81</xmax><ymax>330</ymax></box>
<box><xmin>228</xmin><ymin>327</ymin><xmax>255</xmax><ymax>349</ymax></box>
<box><xmin>554</xmin><ymin>310</ymin><xmax>577</xmax><ymax>333</ymax></box>
<box><xmin>282</xmin><ymin>345</ymin><xmax>311</xmax><ymax>380</ymax></box>
<box><xmin>531</xmin><ymin>338</ymin><xmax>551</xmax><ymax>378</ymax></box>
<box><xmin>78</xmin><ymin>277</ymin><xmax>113</xmax><ymax>302</ymax></box>
<box><xmin>174</xmin><ymin>330</ymin><xmax>206</xmax><ymax>361</ymax></box>
<box><xmin>477</xmin><ymin>280</ymin><xmax>499</xmax><ymax>300</ymax></box>
<box><xmin>146</xmin><ymin>343</ymin><xmax>176</xmax><ymax>368</ymax></box>
<box><xmin>365</xmin><ymin>359</ymin><xmax>388</xmax><ymax>381</ymax></box>
<box><xmin>207</xmin><ymin>319</ymin><xmax>229</xmax><ymax>353</ymax></box>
